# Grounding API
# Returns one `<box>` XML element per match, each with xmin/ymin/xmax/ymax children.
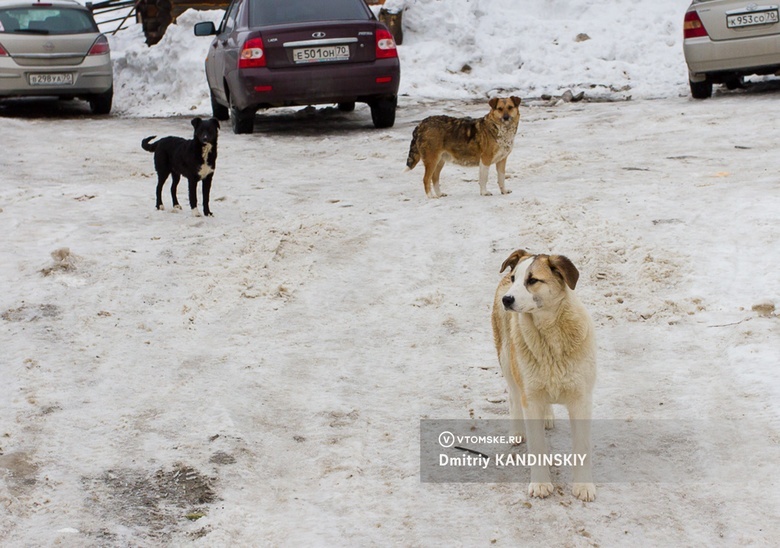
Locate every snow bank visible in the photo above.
<box><xmin>105</xmin><ymin>0</ymin><xmax>690</xmax><ymax>116</ymax></box>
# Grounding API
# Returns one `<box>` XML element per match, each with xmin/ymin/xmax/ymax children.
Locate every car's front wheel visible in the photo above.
<box><xmin>229</xmin><ymin>95</ymin><xmax>255</xmax><ymax>134</ymax></box>
<box><xmin>689</xmin><ymin>78</ymin><xmax>712</xmax><ymax>99</ymax></box>
<box><xmin>89</xmin><ymin>86</ymin><xmax>113</xmax><ymax>114</ymax></box>
<box><xmin>369</xmin><ymin>96</ymin><xmax>396</xmax><ymax>128</ymax></box>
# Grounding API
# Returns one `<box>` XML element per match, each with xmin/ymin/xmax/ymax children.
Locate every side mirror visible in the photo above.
<box><xmin>194</xmin><ymin>21</ymin><xmax>217</xmax><ymax>37</ymax></box>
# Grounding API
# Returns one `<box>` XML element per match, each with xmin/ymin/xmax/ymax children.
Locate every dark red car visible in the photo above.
<box><xmin>194</xmin><ymin>0</ymin><xmax>400</xmax><ymax>134</ymax></box>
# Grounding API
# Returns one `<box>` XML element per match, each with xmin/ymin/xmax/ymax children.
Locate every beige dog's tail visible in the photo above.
<box><xmin>405</xmin><ymin>125</ymin><xmax>421</xmax><ymax>170</ymax></box>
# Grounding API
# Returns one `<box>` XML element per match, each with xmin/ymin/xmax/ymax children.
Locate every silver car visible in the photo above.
<box><xmin>0</xmin><ymin>0</ymin><xmax>113</xmax><ymax>113</ymax></box>
<box><xmin>684</xmin><ymin>0</ymin><xmax>780</xmax><ymax>98</ymax></box>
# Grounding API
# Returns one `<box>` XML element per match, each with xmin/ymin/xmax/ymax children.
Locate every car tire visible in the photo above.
<box><xmin>338</xmin><ymin>101</ymin><xmax>355</xmax><ymax>112</ymax></box>
<box><xmin>724</xmin><ymin>75</ymin><xmax>744</xmax><ymax>91</ymax></box>
<box><xmin>229</xmin><ymin>96</ymin><xmax>254</xmax><ymax>134</ymax></box>
<box><xmin>211</xmin><ymin>91</ymin><xmax>229</xmax><ymax>121</ymax></box>
<box><xmin>689</xmin><ymin>78</ymin><xmax>712</xmax><ymax>99</ymax></box>
<box><xmin>89</xmin><ymin>86</ymin><xmax>113</xmax><ymax>115</ymax></box>
<box><xmin>369</xmin><ymin>96</ymin><xmax>396</xmax><ymax>128</ymax></box>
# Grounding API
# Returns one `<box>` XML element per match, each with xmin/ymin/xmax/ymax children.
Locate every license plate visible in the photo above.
<box><xmin>727</xmin><ymin>9</ymin><xmax>779</xmax><ymax>28</ymax></box>
<box><xmin>29</xmin><ymin>73</ymin><xmax>74</xmax><ymax>86</ymax></box>
<box><xmin>292</xmin><ymin>45</ymin><xmax>350</xmax><ymax>63</ymax></box>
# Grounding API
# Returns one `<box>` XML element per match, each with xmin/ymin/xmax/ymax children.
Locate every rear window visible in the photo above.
<box><xmin>0</xmin><ymin>8</ymin><xmax>98</xmax><ymax>34</ymax></box>
<box><xmin>250</xmin><ymin>0</ymin><xmax>371</xmax><ymax>26</ymax></box>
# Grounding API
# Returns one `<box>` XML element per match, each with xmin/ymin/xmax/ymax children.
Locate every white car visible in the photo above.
<box><xmin>683</xmin><ymin>0</ymin><xmax>780</xmax><ymax>98</ymax></box>
<box><xmin>0</xmin><ymin>0</ymin><xmax>113</xmax><ymax>113</ymax></box>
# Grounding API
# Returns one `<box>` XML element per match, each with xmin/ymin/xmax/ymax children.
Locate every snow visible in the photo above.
<box><xmin>2</xmin><ymin>0</ymin><xmax>780</xmax><ymax>545</ymax></box>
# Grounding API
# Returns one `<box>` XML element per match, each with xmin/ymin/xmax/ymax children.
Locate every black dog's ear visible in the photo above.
<box><xmin>191</xmin><ymin>117</ymin><xmax>203</xmax><ymax>129</ymax></box>
<box><xmin>212</xmin><ymin>118</ymin><xmax>220</xmax><ymax>129</ymax></box>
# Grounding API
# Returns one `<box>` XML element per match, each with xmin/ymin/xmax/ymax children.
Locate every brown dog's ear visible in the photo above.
<box><xmin>500</xmin><ymin>249</ymin><xmax>532</xmax><ymax>273</ymax></box>
<box><xmin>549</xmin><ymin>255</ymin><xmax>579</xmax><ymax>290</ymax></box>
<box><xmin>191</xmin><ymin>117</ymin><xmax>203</xmax><ymax>128</ymax></box>
<box><xmin>510</xmin><ymin>96</ymin><xmax>522</xmax><ymax>107</ymax></box>
<box><xmin>489</xmin><ymin>97</ymin><xmax>499</xmax><ymax>110</ymax></box>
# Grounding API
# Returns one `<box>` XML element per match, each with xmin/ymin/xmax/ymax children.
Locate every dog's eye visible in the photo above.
<box><xmin>527</xmin><ymin>278</ymin><xmax>541</xmax><ymax>286</ymax></box>
<box><xmin>510</xmin><ymin>275</ymin><xmax>515</xmax><ymax>282</ymax></box>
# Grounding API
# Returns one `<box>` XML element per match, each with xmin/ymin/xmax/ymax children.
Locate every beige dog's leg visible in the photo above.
<box><xmin>524</xmin><ymin>400</ymin><xmax>554</xmax><ymax>498</ymax></box>
<box><xmin>479</xmin><ymin>161</ymin><xmax>491</xmax><ymax>196</ymax></box>
<box><xmin>496</xmin><ymin>158</ymin><xmax>512</xmax><ymax>195</ymax></box>
<box><xmin>568</xmin><ymin>396</ymin><xmax>596</xmax><ymax>502</ymax></box>
<box><xmin>544</xmin><ymin>404</ymin><xmax>555</xmax><ymax>430</ymax></box>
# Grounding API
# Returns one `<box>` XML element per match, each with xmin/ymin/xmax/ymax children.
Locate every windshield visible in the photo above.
<box><xmin>0</xmin><ymin>8</ymin><xmax>98</xmax><ymax>34</ymax></box>
<box><xmin>250</xmin><ymin>0</ymin><xmax>370</xmax><ymax>26</ymax></box>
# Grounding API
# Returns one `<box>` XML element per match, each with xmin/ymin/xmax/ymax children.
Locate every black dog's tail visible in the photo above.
<box><xmin>141</xmin><ymin>136</ymin><xmax>158</xmax><ymax>152</ymax></box>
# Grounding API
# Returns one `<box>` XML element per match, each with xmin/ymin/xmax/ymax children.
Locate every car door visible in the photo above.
<box><xmin>208</xmin><ymin>0</ymin><xmax>243</xmax><ymax>105</ymax></box>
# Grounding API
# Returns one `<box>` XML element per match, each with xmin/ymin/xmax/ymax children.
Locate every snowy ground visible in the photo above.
<box><xmin>1</xmin><ymin>92</ymin><xmax>779</xmax><ymax>545</ymax></box>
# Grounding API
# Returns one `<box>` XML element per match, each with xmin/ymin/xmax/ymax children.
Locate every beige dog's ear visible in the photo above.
<box><xmin>510</xmin><ymin>96</ymin><xmax>522</xmax><ymax>107</ymax></box>
<box><xmin>500</xmin><ymin>249</ymin><xmax>531</xmax><ymax>273</ymax></box>
<box><xmin>549</xmin><ymin>255</ymin><xmax>580</xmax><ymax>290</ymax></box>
<box><xmin>489</xmin><ymin>97</ymin><xmax>499</xmax><ymax>109</ymax></box>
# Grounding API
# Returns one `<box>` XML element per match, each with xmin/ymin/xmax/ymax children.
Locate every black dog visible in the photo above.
<box><xmin>141</xmin><ymin>117</ymin><xmax>220</xmax><ymax>217</ymax></box>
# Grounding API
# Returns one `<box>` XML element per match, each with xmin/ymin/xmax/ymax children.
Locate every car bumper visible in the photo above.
<box><xmin>0</xmin><ymin>55</ymin><xmax>113</xmax><ymax>97</ymax></box>
<box><xmin>684</xmin><ymin>35</ymin><xmax>780</xmax><ymax>78</ymax></box>
<box><xmin>226</xmin><ymin>58</ymin><xmax>400</xmax><ymax>110</ymax></box>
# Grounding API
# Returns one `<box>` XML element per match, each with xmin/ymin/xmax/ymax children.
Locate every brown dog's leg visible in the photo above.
<box><xmin>432</xmin><ymin>158</ymin><xmax>446</xmax><ymax>198</ymax></box>
<box><xmin>496</xmin><ymin>158</ymin><xmax>512</xmax><ymax>195</ymax></box>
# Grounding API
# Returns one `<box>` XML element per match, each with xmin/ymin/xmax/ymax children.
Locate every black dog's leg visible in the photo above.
<box><xmin>170</xmin><ymin>173</ymin><xmax>182</xmax><ymax>210</ymax></box>
<box><xmin>187</xmin><ymin>178</ymin><xmax>200</xmax><ymax>216</ymax></box>
<box><xmin>155</xmin><ymin>170</ymin><xmax>169</xmax><ymax>210</ymax></box>
<box><xmin>202</xmin><ymin>174</ymin><xmax>213</xmax><ymax>217</ymax></box>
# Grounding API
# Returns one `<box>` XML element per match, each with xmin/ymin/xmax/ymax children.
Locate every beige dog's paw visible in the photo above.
<box><xmin>501</xmin><ymin>189</ymin><xmax>512</xmax><ymax>195</ymax></box>
<box><xmin>191</xmin><ymin>208</ymin><xmax>202</xmax><ymax>217</ymax></box>
<box><xmin>572</xmin><ymin>483</ymin><xmax>596</xmax><ymax>502</ymax></box>
<box><xmin>528</xmin><ymin>482</ymin><xmax>554</xmax><ymax>499</ymax></box>
<box><xmin>481</xmin><ymin>191</ymin><xmax>493</xmax><ymax>197</ymax></box>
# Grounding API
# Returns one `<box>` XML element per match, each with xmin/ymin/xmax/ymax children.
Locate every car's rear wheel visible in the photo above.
<box><xmin>338</xmin><ymin>101</ymin><xmax>355</xmax><ymax>112</ymax></box>
<box><xmin>229</xmin><ymin>95</ymin><xmax>255</xmax><ymax>134</ymax></box>
<box><xmin>89</xmin><ymin>87</ymin><xmax>113</xmax><ymax>115</ymax></box>
<box><xmin>689</xmin><ymin>78</ymin><xmax>712</xmax><ymax>99</ymax></box>
<box><xmin>211</xmin><ymin>90</ymin><xmax>229</xmax><ymax>121</ymax></box>
<box><xmin>369</xmin><ymin>96</ymin><xmax>396</xmax><ymax>128</ymax></box>
<box><xmin>724</xmin><ymin>75</ymin><xmax>744</xmax><ymax>90</ymax></box>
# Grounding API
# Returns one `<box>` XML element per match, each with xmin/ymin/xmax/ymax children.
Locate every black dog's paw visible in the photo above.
<box><xmin>156</xmin><ymin>204</ymin><xmax>165</xmax><ymax>211</ymax></box>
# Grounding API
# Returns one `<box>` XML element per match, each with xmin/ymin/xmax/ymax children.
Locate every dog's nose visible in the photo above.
<box><xmin>503</xmin><ymin>114</ymin><xmax>511</xmax><ymax>121</ymax></box>
<box><xmin>502</xmin><ymin>295</ymin><xmax>515</xmax><ymax>308</ymax></box>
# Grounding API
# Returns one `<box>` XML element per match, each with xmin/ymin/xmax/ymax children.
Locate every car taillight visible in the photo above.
<box><xmin>88</xmin><ymin>35</ymin><xmax>110</xmax><ymax>55</ymax></box>
<box><xmin>684</xmin><ymin>11</ymin><xmax>708</xmax><ymax>39</ymax></box>
<box><xmin>0</xmin><ymin>43</ymin><xmax>8</xmax><ymax>56</ymax></box>
<box><xmin>239</xmin><ymin>38</ymin><xmax>266</xmax><ymax>69</ymax></box>
<box><xmin>375</xmin><ymin>28</ymin><xmax>397</xmax><ymax>59</ymax></box>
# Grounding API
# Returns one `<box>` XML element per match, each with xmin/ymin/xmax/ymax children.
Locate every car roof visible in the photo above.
<box><xmin>0</xmin><ymin>0</ymin><xmax>88</xmax><ymax>9</ymax></box>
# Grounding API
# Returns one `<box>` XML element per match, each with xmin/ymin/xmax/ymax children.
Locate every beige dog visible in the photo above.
<box><xmin>492</xmin><ymin>249</ymin><xmax>597</xmax><ymax>501</ymax></box>
<box><xmin>405</xmin><ymin>96</ymin><xmax>521</xmax><ymax>198</ymax></box>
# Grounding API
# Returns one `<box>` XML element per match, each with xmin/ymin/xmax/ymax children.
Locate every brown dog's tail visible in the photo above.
<box><xmin>141</xmin><ymin>136</ymin><xmax>158</xmax><ymax>152</ymax></box>
<box><xmin>405</xmin><ymin>126</ymin><xmax>421</xmax><ymax>171</ymax></box>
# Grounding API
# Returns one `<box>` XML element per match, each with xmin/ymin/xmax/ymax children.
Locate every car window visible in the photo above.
<box><xmin>249</xmin><ymin>0</ymin><xmax>370</xmax><ymax>26</ymax></box>
<box><xmin>220</xmin><ymin>0</ymin><xmax>242</xmax><ymax>34</ymax></box>
<box><xmin>0</xmin><ymin>8</ymin><xmax>97</xmax><ymax>34</ymax></box>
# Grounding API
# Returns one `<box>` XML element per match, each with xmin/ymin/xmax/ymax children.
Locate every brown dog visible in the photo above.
<box><xmin>405</xmin><ymin>96</ymin><xmax>521</xmax><ymax>198</ymax></box>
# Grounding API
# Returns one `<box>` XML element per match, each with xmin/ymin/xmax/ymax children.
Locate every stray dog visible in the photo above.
<box><xmin>491</xmin><ymin>249</ymin><xmax>597</xmax><ymax>501</ymax></box>
<box><xmin>141</xmin><ymin>117</ymin><xmax>220</xmax><ymax>217</ymax></box>
<box><xmin>405</xmin><ymin>96</ymin><xmax>521</xmax><ymax>198</ymax></box>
